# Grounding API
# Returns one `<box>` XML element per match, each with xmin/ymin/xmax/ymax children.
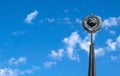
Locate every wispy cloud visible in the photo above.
<box><xmin>49</xmin><ymin>49</ymin><xmax>64</xmax><ymax>60</ymax></box>
<box><xmin>0</xmin><ymin>68</ymin><xmax>20</xmax><ymax>76</ymax></box>
<box><xmin>65</xmin><ymin>32</ymin><xmax>105</xmax><ymax>57</ymax></box>
<box><xmin>111</xmin><ymin>55</ymin><xmax>118</xmax><ymax>60</ymax></box>
<box><xmin>9</xmin><ymin>57</ymin><xmax>27</xmax><ymax>66</ymax></box>
<box><xmin>74</xmin><ymin>8</ymin><xmax>80</xmax><ymax>12</ymax></box>
<box><xmin>56</xmin><ymin>17</ymin><xmax>72</xmax><ymax>25</ymax></box>
<box><xmin>39</xmin><ymin>17</ymin><xmax>73</xmax><ymax>25</ymax></box>
<box><xmin>103</xmin><ymin>16</ymin><xmax>120</xmax><ymax>28</ymax></box>
<box><xmin>106</xmin><ymin>35</ymin><xmax>120</xmax><ymax>51</ymax></box>
<box><xmin>106</xmin><ymin>39</ymin><xmax>117</xmax><ymax>51</ymax></box>
<box><xmin>95</xmin><ymin>48</ymin><xmax>105</xmax><ymax>57</ymax></box>
<box><xmin>44</xmin><ymin>61</ymin><xmax>56</xmax><ymax>68</ymax></box>
<box><xmin>45</xmin><ymin>18</ymin><xmax>55</xmax><ymax>23</ymax></box>
<box><xmin>24</xmin><ymin>10</ymin><xmax>38</xmax><ymax>24</ymax></box>
<box><xmin>110</xmin><ymin>55</ymin><xmax>120</xmax><ymax>63</ymax></box>
<box><xmin>63</xmin><ymin>8</ymin><xmax>80</xmax><ymax>13</ymax></box>
<box><xmin>12</xmin><ymin>30</ymin><xmax>26</xmax><ymax>36</ymax></box>
<box><xmin>109</xmin><ymin>30</ymin><xmax>116</xmax><ymax>35</ymax></box>
<box><xmin>63</xmin><ymin>17</ymin><xmax>72</xmax><ymax>24</ymax></box>
<box><xmin>0</xmin><ymin>57</ymin><xmax>39</xmax><ymax>76</ymax></box>
<box><xmin>45</xmin><ymin>31</ymin><xmax>120</xmax><ymax>68</ymax></box>
<box><xmin>75</xmin><ymin>18</ymin><xmax>82</xmax><ymax>24</ymax></box>
<box><xmin>0</xmin><ymin>66</ymin><xmax>38</xmax><ymax>76</ymax></box>
<box><xmin>48</xmin><ymin>32</ymin><xmax>105</xmax><ymax>63</ymax></box>
<box><xmin>63</xmin><ymin>32</ymin><xmax>80</xmax><ymax>61</ymax></box>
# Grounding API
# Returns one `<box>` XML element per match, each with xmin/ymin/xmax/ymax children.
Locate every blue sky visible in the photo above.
<box><xmin>0</xmin><ymin>0</ymin><xmax>120</xmax><ymax>76</ymax></box>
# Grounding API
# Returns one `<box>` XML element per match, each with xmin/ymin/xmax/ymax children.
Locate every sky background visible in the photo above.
<box><xmin>0</xmin><ymin>0</ymin><xmax>120</xmax><ymax>76</ymax></box>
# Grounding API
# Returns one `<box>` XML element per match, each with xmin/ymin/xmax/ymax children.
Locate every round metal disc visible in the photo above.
<box><xmin>82</xmin><ymin>14</ymin><xmax>102</xmax><ymax>33</ymax></box>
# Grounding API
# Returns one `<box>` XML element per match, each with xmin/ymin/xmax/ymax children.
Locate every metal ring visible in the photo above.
<box><xmin>82</xmin><ymin>14</ymin><xmax>102</xmax><ymax>33</ymax></box>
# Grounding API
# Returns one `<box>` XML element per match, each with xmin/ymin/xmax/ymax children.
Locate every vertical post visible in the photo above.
<box><xmin>91</xmin><ymin>33</ymin><xmax>93</xmax><ymax>44</ymax></box>
<box><xmin>88</xmin><ymin>33</ymin><xmax>96</xmax><ymax>76</ymax></box>
<box><xmin>82</xmin><ymin>14</ymin><xmax>102</xmax><ymax>76</ymax></box>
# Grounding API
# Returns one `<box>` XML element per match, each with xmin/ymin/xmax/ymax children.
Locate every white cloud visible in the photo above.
<box><xmin>0</xmin><ymin>67</ymin><xmax>37</xmax><ymax>76</ymax></box>
<box><xmin>9</xmin><ymin>57</ymin><xmax>27</xmax><ymax>66</ymax></box>
<box><xmin>106</xmin><ymin>35</ymin><xmax>120</xmax><ymax>51</ymax></box>
<box><xmin>49</xmin><ymin>49</ymin><xmax>64</xmax><ymax>60</ymax></box>
<box><xmin>63</xmin><ymin>32</ymin><xmax>80</xmax><ymax>61</ymax></box>
<box><xmin>0</xmin><ymin>56</ymin><xmax>39</xmax><ymax>76</ymax></box>
<box><xmin>109</xmin><ymin>30</ymin><xmax>116</xmax><ymax>35</ymax></box>
<box><xmin>95</xmin><ymin>48</ymin><xmax>105</xmax><ymax>57</ymax></box>
<box><xmin>106</xmin><ymin>39</ymin><xmax>117</xmax><ymax>51</ymax></box>
<box><xmin>39</xmin><ymin>17</ymin><xmax>73</xmax><ymax>25</ymax></box>
<box><xmin>24</xmin><ymin>10</ymin><xmax>38</xmax><ymax>24</ymax></box>
<box><xmin>63</xmin><ymin>32</ymin><xmax>80</xmax><ymax>47</ymax></box>
<box><xmin>48</xmin><ymin>32</ymin><xmax>105</xmax><ymax>63</ymax></box>
<box><xmin>76</xmin><ymin>18</ymin><xmax>82</xmax><ymax>24</ymax></box>
<box><xmin>44</xmin><ymin>61</ymin><xmax>56</xmax><ymax>68</ymax></box>
<box><xmin>55</xmin><ymin>17</ymin><xmax>72</xmax><ymax>25</ymax></box>
<box><xmin>63</xmin><ymin>32</ymin><xmax>105</xmax><ymax>58</ymax></box>
<box><xmin>78</xmin><ymin>34</ymin><xmax>90</xmax><ymax>53</ymax></box>
<box><xmin>74</xmin><ymin>8</ymin><xmax>80</xmax><ymax>12</ymax></box>
<box><xmin>47</xmin><ymin>32</ymin><xmax>120</xmax><ymax>65</ymax></box>
<box><xmin>63</xmin><ymin>17</ymin><xmax>72</xmax><ymax>24</ymax></box>
<box><xmin>103</xmin><ymin>16</ymin><xmax>120</xmax><ymax>28</ymax></box>
<box><xmin>45</xmin><ymin>18</ymin><xmax>55</xmax><ymax>23</ymax></box>
<box><xmin>109</xmin><ymin>54</ymin><xmax>120</xmax><ymax>62</ymax></box>
<box><xmin>22</xmin><ymin>69</ymin><xmax>33</xmax><ymax>74</ymax></box>
<box><xmin>111</xmin><ymin>55</ymin><xmax>118</xmax><ymax>61</ymax></box>
<box><xmin>12</xmin><ymin>30</ymin><xmax>26</xmax><ymax>36</ymax></box>
<box><xmin>63</xmin><ymin>32</ymin><xmax>97</xmax><ymax>60</ymax></box>
<box><xmin>32</xmin><ymin>66</ymin><xmax>40</xmax><ymax>70</ymax></box>
<box><xmin>0</xmin><ymin>68</ymin><xmax>18</xmax><ymax>76</ymax></box>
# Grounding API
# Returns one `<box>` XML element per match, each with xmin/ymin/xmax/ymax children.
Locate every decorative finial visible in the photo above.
<box><xmin>82</xmin><ymin>14</ymin><xmax>102</xmax><ymax>33</ymax></box>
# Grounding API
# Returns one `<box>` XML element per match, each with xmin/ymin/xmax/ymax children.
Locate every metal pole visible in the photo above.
<box><xmin>82</xmin><ymin>14</ymin><xmax>102</xmax><ymax>76</ymax></box>
<box><xmin>91</xmin><ymin>33</ymin><xmax>93</xmax><ymax>44</ymax></box>
<box><xmin>88</xmin><ymin>33</ymin><xmax>96</xmax><ymax>76</ymax></box>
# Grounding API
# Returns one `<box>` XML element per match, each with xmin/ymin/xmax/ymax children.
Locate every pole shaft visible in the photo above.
<box><xmin>88</xmin><ymin>33</ymin><xmax>96</xmax><ymax>76</ymax></box>
<box><xmin>91</xmin><ymin>33</ymin><xmax>93</xmax><ymax>44</ymax></box>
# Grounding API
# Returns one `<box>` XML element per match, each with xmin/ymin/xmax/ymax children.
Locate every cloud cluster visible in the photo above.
<box><xmin>63</xmin><ymin>32</ymin><xmax>105</xmax><ymax>58</ymax></box>
<box><xmin>45</xmin><ymin>18</ymin><xmax>55</xmax><ymax>23</ymax></box>
<box><xmin>44</xmin><ymin>49</ymin><xmax>64</xmax><ymax>68</ymax></box>
<box><xmin>44</xmin><ymin>16</ymin><xmax>120</xmax><ymax>65</ymax></box>
<box><xmin>110</xmin><ymin>55</ymin><xmax>120</xmax><ymax>63</ymax></box>
<box><xmin>109</xmin><ymin>30</ymin><xmax>116</xmax><ymax>35</ymax></box>
<box><xmin>0</xmin><ymin>57</ymin><xmax>39</xmax><ymax>76</ymax></box>
<box><xmin>103</xmin><ymin>16</ymin><xmax>120</xmax><ymax>28</ymax></box>
<box><xmin>24</xmin><ymin>10</ymin><xmax>38</xmax><ymax>24</ymax></box>
<box><xmin>45</xmin><ymin>32</ymin><xmax>105</xmax><ymax>68</ymax></box>
<box><xmin>0</xmin><ymin>68</ymin><xmax>20</xmax><ymax>76</ymax></box>
<box><xmin>24</xmin><ymin>10</ymin><xmax>120</xmax><ymax>31</ymax></box>
<box><xmin>49</xmin><ymin>49</ymin><xmax>64</xmax><ymax>60</ymax></box>
<box><xmin>9</xmin><ymin>57</ymin><xmax>27</xmax><ymax>66</ymax></box>
<box><xmin>45</xmin><ymin>30</ymin><xmax>120</xmax><ymax>68</ymax></box>
<box><xmin>12</xmin><ymin>30</ymin><xmax>26</xmax><ymax>36</ymax></box>
<box><xmin>39</xmin><ymin>17</ymin><xmax>74</xmax><ymax>25</ymax></box>
<box><xmin>75</xmin><ymin>18</ymin><xmax>82</xmax><ymax>24</ymax></box>
<box><xmin>0</xmin><ymin>68</ymin><xmax>34</xmax><ymax>76</ymax></box>
<box><xmin>106</xmin><ymin>35</ymin><xmax>120</xmax><ymax>51</ymax></box>
<box><xmin>63</xmin><ymin>32</ymin><xmax>81</xmax><ymax>61</ymax></box>
<box><xmin>44</xmin><ymin>61</ymin><xmax>56</xmax><ymax>68</ymax></box>
<box><xmin>24</xmin><ymin>10</ymin><xmax>120</xmax><ymax>68</ymax></box>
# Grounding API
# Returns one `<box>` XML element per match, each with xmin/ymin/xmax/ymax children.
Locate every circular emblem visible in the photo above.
<box><xmin>82</xmin><ymin>14</ymin><xmax>102</xmax><ymax>33</ymax></box>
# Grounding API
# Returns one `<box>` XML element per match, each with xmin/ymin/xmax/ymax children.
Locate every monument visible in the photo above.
<box><xmin>82</xmin><ymin>14</ymin><xmax>102</xmax><ymax>76</ymax></box>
